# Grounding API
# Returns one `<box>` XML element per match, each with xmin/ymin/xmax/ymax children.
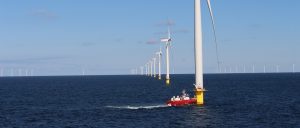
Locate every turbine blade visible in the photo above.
<box><xmin>168</xmin><ymin>26</ymin><xmax>171</xmax><ymax>39</ymax></box>
<box><xmin>207</xmin><ymin>0</ymin><xmax>221</xmax><ymax>72</ymax></box>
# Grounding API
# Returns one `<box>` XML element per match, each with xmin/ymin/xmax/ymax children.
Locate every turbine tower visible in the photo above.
<box><xmin>82</xmin><ymin>69</ymin><xmax>85</xmax><ymax>76</ymax></box>
<box><xmin>161</xmin><ymin>28</ymin><xmax>172</xmax><ymax>84</ymax></box>
<box><xmin>153</xmin><ymin>57</ymin><xmax>156</xmax><ymax>78</ymax></box>
<box><xmin>156</xmin><ymin>48</ymin><xmax>162</xmax><ymax>80</ymax></box>
<box><xmin>194</xmin><ymin>0</ymin><xmax>217</xmax><ymax>105</ymax></box>
<box><xmin>150</xmin><ymin>60</ymin><xmax>153</xmax><ymax>77</ymax></box>
<box><xmin>293</xmin><ymin>64</ymin><xmax>295</xmax><ymax>73</ymax></box>
<box><xmin>148</xmin><ymin>62</ymin><xmax>150</xmax><ymax>76</ymax></box>
<box><xmin>145</xmin><ymin>64</ymin><xmax>148</xmax><ymax>76</ymax></box>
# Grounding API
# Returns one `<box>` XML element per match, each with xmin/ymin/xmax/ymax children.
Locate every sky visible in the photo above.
<box><xmin>0</xmin><ymin>0</ymin><xmax>300</xmax><ymax>76</ymax></box>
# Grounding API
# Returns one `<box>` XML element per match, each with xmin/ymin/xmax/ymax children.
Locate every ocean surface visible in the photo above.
<box><xmin>0</xmin><ymin>73</ymin><xmax>299</xmax><ymax>128</ymax></box>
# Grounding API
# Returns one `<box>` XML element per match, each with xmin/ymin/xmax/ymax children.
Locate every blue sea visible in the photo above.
<box><xmin>0</xmin><ymin>73</ymin><xmax>300</xmax><ymax>128</ymax></box>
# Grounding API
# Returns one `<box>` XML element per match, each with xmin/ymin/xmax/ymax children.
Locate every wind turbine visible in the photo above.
<box><xmin>81</xmin><ymin>68</ymin><xmax>85</xmax><ymax>76</ymax></box>
<box><xmin>148</xmin><ymin>62</ymin><xmax>150</xmax><ymax>76</ymax></box>
<box><xmin>156</xmin><ymin>48</ymin><xmax>162</xmax><ymax>80</ymax></box>
<box><xmin>150</xmin><ymin>60</ymin><xmax>153</xmax><ymax>77</ymax></box>
<box><xmin>293</xmin><ymin>64</ymin><xmax>295</xmax><ymax>73</ymax></box>
<box><xmin>153</xmin><ymin>57</ymin><xmax>156</xmax><ymax>78</ymax></box>
<box><xmin>252</xmin><ymin>65</ymin><xmax>255</xmax><ymax>73</ymax></box>
<box><xmin>264</xmin><ymin>65</ymin><xmax>266</xmax><ymax>73</ymax></box>
<box><xmin>243</xmin><ymin>65</ymin><xmax>246</xmax><ymax>73</ymax></box>
<box><xmin>145</xmin><ymin>63</ymin><xmax>149</xmax><ymax>76</ymax></box>
<box><xmin>193</xmin><ymin>0</ymin><xmax>218</xmax><ymax>105</ymax></box>
<box><xmin>161</xmin><ymin>26</ymin><xmax>172</xmax><ymax>84</ymax></box>
<box><xmin>276</xmin><ymin>65</ymin><xmax>279</xmax><ymax>73</ymax></box>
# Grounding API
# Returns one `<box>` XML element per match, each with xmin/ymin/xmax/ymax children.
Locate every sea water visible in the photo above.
<box><xmin>0</xmin><ymin>74</ymin><xmax>299</xmax><ymax>127</ymax></box>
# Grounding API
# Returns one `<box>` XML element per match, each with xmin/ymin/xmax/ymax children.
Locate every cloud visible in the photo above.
<box><xmin>146</xmin><ymin>38</ymin><xmax>159</xmax><ymax>45</ymax></box>
<box><xmin>81</xmin><ymin>42</ymin><xmax>97</xmax><ymax>47</ymax></box>
<box><xmin>156</xmin><ymin>19</ymin><xmax>175</xmax><ymax>27</ymax></box>
<box><xmin>0</xmin><ymin>56</ymin><xmax>70</xmax><ymax>65</ymax></box>
<box><xmin>154</xmin><ymin>28</ymin><xmax>190</xmax><ymax>35</ymax></box>
<box><xmin>31</xmin><ymin>9</ymin><xmax>58</xmax><ymax>20</ymax></box>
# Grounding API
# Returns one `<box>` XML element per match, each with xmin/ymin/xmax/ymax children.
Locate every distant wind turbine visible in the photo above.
<box><xmin>156</xmin><ymin>48</ymin><xmax>162</xmax><ymax>80</ymax></box>
<box><xmin>161</xmin><ymin>27</ymin><xmax>172</xmax><ymax>84</ymax></box>
<box><xmin>293</xmin><ymin>64</ymin><xmax>295</xmax><ymax>73</ymax></box>
<box><xmin>153</xmin><ymin>57</ymin><xmax>156</xmax><ymax>78</ymax></box>
<box><xmin>147</xmin><ymin>62</ymin><xmax>150</xmax><ymax>76</ymax></box>
<box><xmin>145</xmin><ymin>64</ymin><xmax>148</xmax><ymax>76</ymax></box>
<box><xmin>150</xmin><ymin>60</ymin><xmax>153</xmax><ymax>77</ymax></box>
<box><xmin>82</xmin><ymin>69</ymin><xmax>85</xmax><ymax>76</ymax></box>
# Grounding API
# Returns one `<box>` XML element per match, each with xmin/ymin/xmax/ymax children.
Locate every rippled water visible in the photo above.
<box><xmin>0</xmin><ymin>74</ymin><xmax>299</xmax><ymax>127</ymax></box>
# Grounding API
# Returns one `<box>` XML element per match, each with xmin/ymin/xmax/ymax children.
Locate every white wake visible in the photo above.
<box><xmin>105</xmin><ymin>104</ymin><xmax>169</xmax><ymax>110</ymax></box>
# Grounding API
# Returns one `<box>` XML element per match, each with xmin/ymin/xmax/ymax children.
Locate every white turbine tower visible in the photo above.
<box><xmin>293</xmin><ymin>64</ymin><xmax>295</xmax><ymax>73</ymax></box>
<box><xmin>148</xmin><ymin>62</ymin><xmax>150</xmax><ymax>76</ymax></box>
<box><xmin>153</xmin><ymin>57</ymin><xmax>156</xmax><ymax>78</ymax></box>
<box><xmin>276</xmin><ymin>65</ymin><xmax>279</xmax><ymax>73</ymax></box>
<box><xmin>145</xmin><ymin>64</ymin><xmax>148</xmax><ymax>76</ymax></box>
<box><xmin>161</xmin><ymin>28</ymin><xmax>172</xmax><ymax>84</ymax></box>
<box><xmin>252</xmin><ymin>65</ymin><xmax>255</xmax><ymax>73</ymax></box>
<box><xmin>156</xmin><ymin>48</ymin><xmax>162</xmax><ymax>80</ymax></box>
<box><xmin>264</xmin><ymin>65</ymin><xmax>266</xmax><ymax>73</ymax></box>
<box><xmin>194</xmin><ymin>0</ymin><xmax>218</xmax><ymax>105</ymax></box>
<box><xmin>150</xmin><ymin>60</ymin><xmax>153</xmax><ymax>77</ymax></box>
<box><xmin>82</xmin><ymin>68</ymin><xmax>85</xmax><ymax>76</ymax></box>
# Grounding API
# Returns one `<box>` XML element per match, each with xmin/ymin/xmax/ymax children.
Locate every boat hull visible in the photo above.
<box><xmin>166</xmin><ymin>98</ymin><xmax>197</xmax><ymax>106</ymax></box>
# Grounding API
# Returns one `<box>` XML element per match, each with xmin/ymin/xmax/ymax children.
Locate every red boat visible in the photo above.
<box><xmin>166</xmin><ymin>98</ymin><xmax>196</xmax><ymax>106</ymax></box>
<box><xmin>166</xmin><ymin>90</ymin><xmax>197</xmax><ymax>106</ymax></box>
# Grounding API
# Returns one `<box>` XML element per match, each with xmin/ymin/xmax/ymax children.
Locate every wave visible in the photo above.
<box><xmin>105</xmin><ymin>104</ymin><xmax>169</xmax><ymax>110</ymax></box>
